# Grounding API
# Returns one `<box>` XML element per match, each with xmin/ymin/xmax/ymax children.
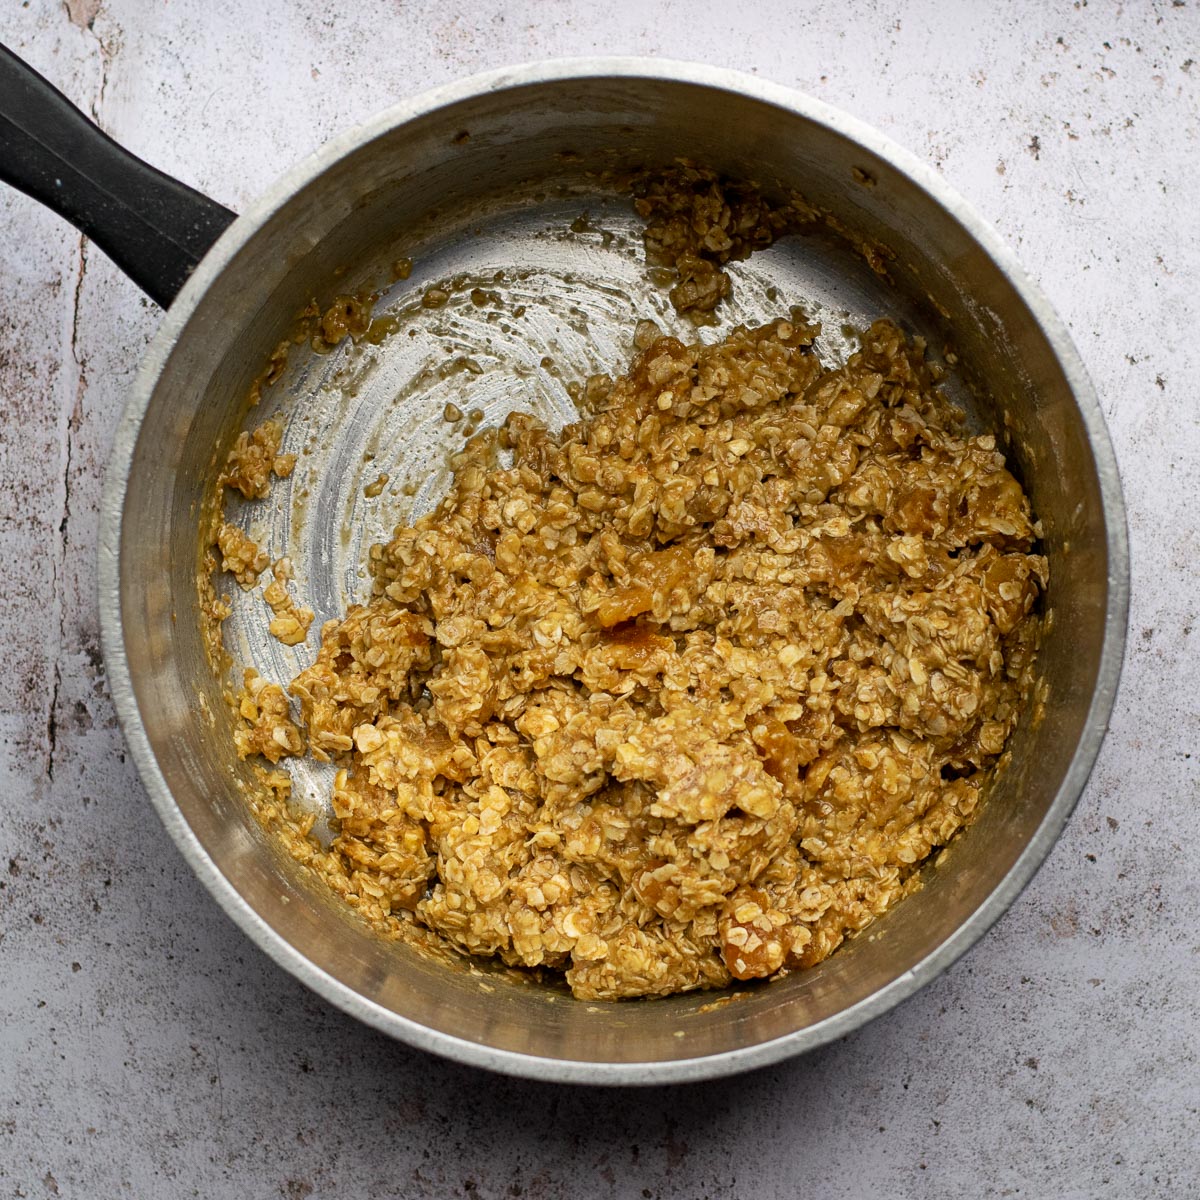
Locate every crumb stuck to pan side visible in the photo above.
<box><xmin>216</xmin><ymin>522</ymin><xmax>269</xmax><ymax>589</ymax></box>
<box><xmin>219</xmin><ymin>417</ymin><xmax>296</xmax><ymax>500</ymax></box>
<box><xmin>263</xmin><ymin>558</ymin><xmax>314</xmax><ymax>647</ymax></box>
<box><xmin>632</xmin><ymin>161</ymin><xmax>897</xmax><ymax>318</ymax></box>
<box><xmin>233</xmin><ymin>668</ymin><xmax>304</xmax><ymax>763</ymax></box>
<box><xmin>632</xmin><ymin>162</ymin><xmax>819</xmax><ymax>320</ymax></box>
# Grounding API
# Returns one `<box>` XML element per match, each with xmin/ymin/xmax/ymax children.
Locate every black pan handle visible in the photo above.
<box><xmin>0</xmin><ymin>43</ymin><xmax>237</xmax><ymax>308</ymax></box>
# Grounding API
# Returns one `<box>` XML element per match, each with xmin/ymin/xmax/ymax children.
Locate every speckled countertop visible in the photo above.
<box><xmin>0</xmin><ymin>1</ymin><xmax>1196</xmax><ymax>1197</ymax></box>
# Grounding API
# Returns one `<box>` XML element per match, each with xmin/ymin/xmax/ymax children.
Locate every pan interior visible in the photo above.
<box><xmin>115</xmin><ymin>72</ymin><xmax>1113</xmax><ymax>1074</ymax></box>
<box><xmin>221</xmin><ymin>187</ymin><xmax>984</xmax><ymax>844</ymax></box>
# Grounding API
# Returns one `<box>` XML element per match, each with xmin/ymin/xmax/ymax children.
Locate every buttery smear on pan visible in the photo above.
<box><xmin>202</xmin><ymin>167</ymin><xmax>1045</xmax><ymax>1001</ymax></box>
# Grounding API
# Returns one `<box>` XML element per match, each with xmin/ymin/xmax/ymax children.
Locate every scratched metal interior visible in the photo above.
<box><xmin>216</xmin><ymin>187</ymin><xmax>980</xmax><ymax>837</ymax></box>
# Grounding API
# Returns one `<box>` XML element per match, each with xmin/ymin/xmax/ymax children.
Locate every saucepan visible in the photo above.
<box><xmin>0</xmin><ymin>45</ymin><xmax>1127</xmax><ymax>1083</ymax></box>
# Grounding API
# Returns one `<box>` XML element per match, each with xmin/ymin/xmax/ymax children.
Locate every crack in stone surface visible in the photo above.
<box><xmin>46</xmin><ymin>223</ymin><xmax>90</xmax><ymax>780</ymax></box>
<box><xmin>44</xmin><ymin>0</ymin><xmax>112</xmax><ymax>779</ymax></box>
<box><xmin>46</xmin><ymin>663</ymin><xmax>62</xmax><ymax>782</ymax></box>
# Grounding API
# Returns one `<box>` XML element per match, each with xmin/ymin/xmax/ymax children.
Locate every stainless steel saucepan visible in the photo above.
<box><xmin>0</xmin><ymin>46</ymin><xmax>1127</xmax><ymax>1084</ymax></box>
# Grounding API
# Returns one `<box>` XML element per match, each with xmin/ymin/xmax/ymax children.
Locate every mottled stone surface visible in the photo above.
<box><xmin>0</xmin><ymin>1</ymin><xmax>1196</xmax><ymax>1196</ymax></box>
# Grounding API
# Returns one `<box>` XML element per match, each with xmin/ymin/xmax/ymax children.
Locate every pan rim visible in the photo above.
<box><xmin>97</xmin><ymin>55</ymin><xmax>1129</xmax><ymax>1085</ymax></box>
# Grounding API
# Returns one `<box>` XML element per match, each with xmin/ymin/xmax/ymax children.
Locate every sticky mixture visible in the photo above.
<box><xmin>234</xmin><ymin>313</ymin><xmax>1044</xmax><ymax>1000</ymax></box>
<box><xmin>219</xmin><ymin>417</ymin><xmax>296</xmax><ymax>500</ymax></box>
<box><xmin>633</xmin><ymin>164</ymin><xmax>817</xmax><ymax>319</ymax></box>
<box><xmin>233</xmin><ymin>668</ymin><xmax>304</xmax><ymax>764</ymax></box>
<box><xmin>216</xmin><ymin>522</ymin><xmax>268</xmax><ymax>589</ymax></box>
<box><xmin>262</xmin><ymin>558</ymin><xmax>314</xmax><ymax>647</ymax></box>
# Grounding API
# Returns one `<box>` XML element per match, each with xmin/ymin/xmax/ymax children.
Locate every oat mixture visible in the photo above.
<box><xmin>225</xmin><ymin>308</ymin><xmax>1044</xmax><ymax>1000</ymax></box>
<box><xmin>219</xmin><ymin>417</ymin><xmax>296</xmax><ymax>499</ymax></box>
<box><xmin>633</xmin><ymin>164</ymin><xmax>816</xmax><ymax>319</ymax></box>
<box><xmin>262</xmin><ymin>557</ymin><xmax>315</xmax><ymax>647</ymax></box>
